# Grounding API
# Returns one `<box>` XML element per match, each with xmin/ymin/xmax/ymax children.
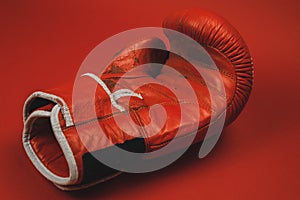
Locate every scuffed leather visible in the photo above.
<box><xmin>23</xmin><ymin>9</ymin><xmax>253</xmax><ymax>189</ymax></box>
<box><xmin>163</xmin><ymin>9</ymin><xmax>253</xmax><ymax>124</ymax></box>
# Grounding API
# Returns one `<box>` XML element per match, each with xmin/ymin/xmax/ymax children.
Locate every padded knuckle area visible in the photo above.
<box><xmin>22</xmin><ymin>8</ymin><xmax>254</xmax><ymax>190</ymax></box>
<box><xmin>163</xmin><ymin>8</ymin><xmax>253</xmax><ymax>123</ymax></box>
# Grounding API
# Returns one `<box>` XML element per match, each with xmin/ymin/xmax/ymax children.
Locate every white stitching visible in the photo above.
<box><xmin>23</xmin><ymin>91</ymin><xmax>74</xmax><ymax>127</ymax></box>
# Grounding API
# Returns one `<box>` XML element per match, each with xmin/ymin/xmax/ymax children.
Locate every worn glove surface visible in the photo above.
<box><xmin>22</xmin><ymin>9</ymin><xmax>253</xmax><ymax>190</ymax></box>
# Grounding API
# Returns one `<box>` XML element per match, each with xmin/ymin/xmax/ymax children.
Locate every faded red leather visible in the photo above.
<box><xmin>22</xmin><ymin>9</ymin><xmax>253</xmax><ymax>190</ymax></box>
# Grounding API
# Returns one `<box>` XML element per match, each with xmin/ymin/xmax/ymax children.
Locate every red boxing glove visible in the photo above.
<box><xmin>22</xmin><ymin>9</ymin><xmax>253</xmax><ymax>190</ymax></box>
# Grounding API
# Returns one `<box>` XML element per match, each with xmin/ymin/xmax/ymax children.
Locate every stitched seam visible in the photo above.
<box><xmin>145</xmin><ymin>76</ymin><xmax>225</xmax><ymax>107</ymax></box>
<box><xmin>205</xmin><ymin>44</ymin><xmax>252</xmax><ymax>116</ymax></box>
<box><xmin>149</xmin><ymin>108</ymin><xmax>226</xmax><ymax>148</ymax></box>
<box><xmin>61</xmin><ymin>101</ymin><xmax>206</xmax><ymax>131</ymax></box>
<box><xmin>131</xmin><ymin>110</ymin><xmax>150</xmax><ymax>151</ymax></box>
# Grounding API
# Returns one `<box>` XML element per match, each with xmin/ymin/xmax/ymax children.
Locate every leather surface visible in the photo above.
<box><xmin>163</xmin><ymin>9</ymin><xmax>253</xmax><ymax>124</ymax></box>
<box><xmin>1</xmin><ymin>0</ymin><xmax>300</xmax><ymax>199</ymax></box>
<box><xmin>24</xmin><ymin>9</ymin><xmax>253</xmax><ymax>188</ymax></box>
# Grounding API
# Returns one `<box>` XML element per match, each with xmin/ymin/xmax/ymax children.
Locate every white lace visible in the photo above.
<box><xmin>81</xmin><ymin>73</ymin><xmax>143</xmax><ymax>112</ymax></box>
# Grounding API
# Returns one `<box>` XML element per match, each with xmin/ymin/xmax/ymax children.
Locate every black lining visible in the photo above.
<box><xmin>81</xmin><ymin>138</ymin><xmax>145</xmax><ymax>184</ymax></box>
<box><xmin>28</xmin><ymin>98</ymin><xmax>54</xmax><ymax>114</ymax></box>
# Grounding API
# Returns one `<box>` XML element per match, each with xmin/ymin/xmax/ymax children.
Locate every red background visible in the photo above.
<box><xmin>1</xmin><ymin>0</ymin><xmax>299</xmax><ymax>199</ymax></box>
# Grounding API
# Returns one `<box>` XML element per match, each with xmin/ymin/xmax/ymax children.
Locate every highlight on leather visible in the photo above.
<box><xmin>22</xmin><ymin>9</ymin><xmax>253</xmax><ymax>190</ymax></box>
<box><xmin>163</xmin><ymin>9</ymin><xmax>253</xmax><ymax>124</ymax></box>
